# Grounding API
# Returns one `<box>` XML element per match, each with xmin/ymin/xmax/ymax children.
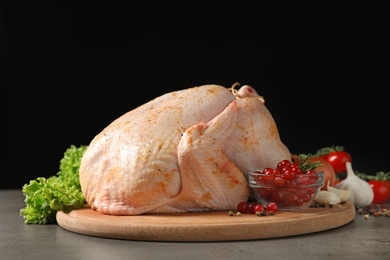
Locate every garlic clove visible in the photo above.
<box><xmin>314</xmin><ymin>190</ymin><xmax>341</xmax><ymax>205</ymax></box>
<box><xmin>327</xmin><ymin>181</ymin><xmax>352</xmax><ymax>202</ymax></box>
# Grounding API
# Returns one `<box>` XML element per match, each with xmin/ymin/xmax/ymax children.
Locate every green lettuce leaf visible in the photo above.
<box><xmin>20</xmin><ymin>145</ymin><xmax>88</xmax><ymax>224</ymax></box>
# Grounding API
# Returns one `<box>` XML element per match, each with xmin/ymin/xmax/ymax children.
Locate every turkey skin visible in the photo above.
<box><xmin>79</xmin><ymin>84</ymin><xmax>291</xmax><ymax>215</ymax></box>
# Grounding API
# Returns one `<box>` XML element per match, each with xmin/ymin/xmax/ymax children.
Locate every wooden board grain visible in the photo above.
<box><xmin>56</xmin><ymin>201</ymin><xmax>355</xmax><ymax>242</ymax></box>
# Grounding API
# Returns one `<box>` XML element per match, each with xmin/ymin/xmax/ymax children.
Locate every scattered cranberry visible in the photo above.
<box><xmin>253</xmin><ymin>204</ymin><xmax>265</xmax><ymax>214</ymax></box>
<box><xmin>235</xmin><ymin>201</ymin><xmax>278</xmax><ymax>216</ymax></box>
<box><xmin>237</xmin><ymin>201</ymin><xmax>248</xmax><ymax>213</ymax></box>
<box><xmin>246</xmin><ymin>202</ymin><xmax>258</xmax><ymax>214</ymax></box>
<box><xmin>266</xmin><ymin>202</ymin><xmax>279</xmax><ymax>213</ymax></box>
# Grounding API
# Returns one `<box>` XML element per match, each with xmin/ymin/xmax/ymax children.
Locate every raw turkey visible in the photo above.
<box><xmin>79</xmin><ymin>83</ymin><xmax>291</xmax><ymax>215</ymax></box>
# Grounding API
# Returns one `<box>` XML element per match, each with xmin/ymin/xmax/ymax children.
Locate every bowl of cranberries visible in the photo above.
<box><xmin>248</xmin><ymin>158</ymin><xmax>325</xmax><ymax>211</ymax></box>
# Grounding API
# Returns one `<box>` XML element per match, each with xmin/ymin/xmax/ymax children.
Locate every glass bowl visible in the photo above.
<box><xmin>248</xmin><ymin>170</ymin><xmax>325</xmax><ymax>211</ymax></box>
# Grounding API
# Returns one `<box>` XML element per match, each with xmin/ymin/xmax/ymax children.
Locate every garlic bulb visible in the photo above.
<box><xmin>335</xmin><ymin>161</ymin><xmax>374</xmax><ymax>207</ymax></box>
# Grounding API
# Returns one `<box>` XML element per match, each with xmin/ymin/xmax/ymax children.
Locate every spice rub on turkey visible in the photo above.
<box><xmin>79</xmin><ymin>83</ymin><xmax>290</xmax><ymax>215</ymax></box>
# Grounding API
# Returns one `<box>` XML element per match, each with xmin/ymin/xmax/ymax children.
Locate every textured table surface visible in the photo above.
<box><xmin>1</xmin><ymin>189</ymin><xmax>389</xmax><ymax>260</ymax></box>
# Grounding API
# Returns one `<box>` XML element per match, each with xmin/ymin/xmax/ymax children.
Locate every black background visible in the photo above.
<box><xmin>1</xmin><ymin>2</ymin><xmax>388</xmax><ymax>189</ymax></box>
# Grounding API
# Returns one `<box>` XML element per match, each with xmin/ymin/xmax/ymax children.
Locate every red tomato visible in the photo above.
<box><xmin>322</xmin><ymin>151</ymin><xmax>352</xmax><ymax>174</ymax></box>
<box><xmin>309</xmin><ymin>156</ymin><xmax>336</xmax><ymax>191</ymax></box>
<box><xmin>380</xmin><ymin>180</ymin><xmax>390</xmax><ymax>190</ymax></box>
<box><xmin>369</xmin><ymin>180</ymin><xmax>390</xmax><ymax>204</ymax></box>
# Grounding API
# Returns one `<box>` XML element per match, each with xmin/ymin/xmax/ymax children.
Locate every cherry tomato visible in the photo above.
<box><xmin>322</xmin><ymin>151</ymin><xmax>352</xmax><ymax>174</ymax></box>
<box><xmin>369</xmin><ymin>180</ymin><xmax>390</xmax><ymax>204</ymax></box>
<box><xmin>309</xmin><ymin>156</ymin><xmax>336</xmax><ymax>191</ymax></box>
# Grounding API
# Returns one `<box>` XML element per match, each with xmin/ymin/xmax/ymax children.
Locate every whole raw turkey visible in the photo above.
<box><xmin>79</xmin><ymin>83</ymin><xmax>291</xmax><ymax>215</ymax></box>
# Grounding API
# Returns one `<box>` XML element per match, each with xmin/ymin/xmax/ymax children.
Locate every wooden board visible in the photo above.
<box><xmin>56</xmin><ymin>201</ymin><xmax>355</xmax><ymax>242</ymax></box>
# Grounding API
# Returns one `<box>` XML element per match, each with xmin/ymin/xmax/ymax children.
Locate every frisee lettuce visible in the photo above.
<box><xmin>20</xmin><ymin>145</ymin><xmax>88</xmax><ymax>224</ymax></box>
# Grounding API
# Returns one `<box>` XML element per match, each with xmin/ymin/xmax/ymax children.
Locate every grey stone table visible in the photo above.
<box><xmin>1</xmin><ymin>189</ymin><xmax>389</xmax><ymax>260</ymax></box>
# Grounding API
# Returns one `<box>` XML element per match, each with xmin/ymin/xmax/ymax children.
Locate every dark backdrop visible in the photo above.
<box><xmin>1</xmin><ymin>2</ymin><xmax>388</xmax><ymax>189</ymax></box>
